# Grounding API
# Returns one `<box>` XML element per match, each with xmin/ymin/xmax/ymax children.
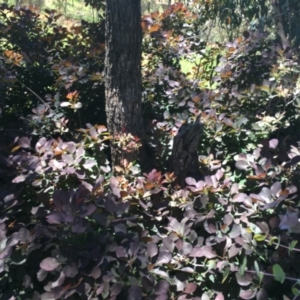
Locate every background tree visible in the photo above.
<box><xmin>105</xmin><ymin>0</ymin><xmax>144</xmax><ymax>169</ymax></box>
<box><xmin>197</xmin><ymin>0</ymin><xmax>299</xmax><ymax>48</ymax></box>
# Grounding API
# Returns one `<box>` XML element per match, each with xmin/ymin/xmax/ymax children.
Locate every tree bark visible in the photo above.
<box><xmin>105</xmin><ymin>0</ymin><xmax>144</xmax><ymax>169</ymax></box>
<box><xmin>172</xmin><ymin>116</ymin><xmax>203</xmax><ymax>186</ymax></box>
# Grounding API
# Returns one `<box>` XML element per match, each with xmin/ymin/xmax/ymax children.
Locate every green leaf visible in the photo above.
<box><xmin>253</xmin><ymin>261</ymin><xmax>264</xmax><ymax>284</ymax></box>
<box><xmin>254</xmin><ymin>234</ymin><xmax>267</xmax><ymax>241</ymax></box>
<box><xmin>288</xmin><ymin>240</ymin><xmax>298</xmax><ymax>256</ymax></box>
<box><xmin>272</xmin><ymin>264</ymin><xmax>286</xmax><ymax>283</ymax></box>
<box><xmin>239</xmin><ymin>257</ymin><xmax>247</xmax><ymax>276</ymax></box>
<box><xmin>292</xmin><ymin>287</ymin><xmax>300</xmax><ymax>296</ymax></box>
<box><xmin>268</xmin><ymin>236</ymin><xmax>279</xmax><ymax>246</ymax></box>
<box><xmin>222</xmin><ymin>266</ymin><xmax>230</xmax><ymax>283</ymax></box>
<box><xmin>206</xmin><ymin>260</ymin><xmax>217</xmax><ymax>271</ymax></box>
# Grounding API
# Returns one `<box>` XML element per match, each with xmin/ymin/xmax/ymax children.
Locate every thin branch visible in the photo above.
<box><xmin>15</xmin><ymin>78</ymin><xmax>56</xmax><ymax>115</ymax></box>
<box><xmin>266</xmin><ymin>238</ymin><xmax>300</xmax><ymax>252</ymax></box>
<box><xmin>245</xmin><ymin>269</ymin><xmax>299</xmax><ymax>283</ymax></box>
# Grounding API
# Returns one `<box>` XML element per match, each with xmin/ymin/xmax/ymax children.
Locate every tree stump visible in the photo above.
<box><xmin>172</xmin><ymin>115</ymin><xmax>203</xmax><ymax>186</ymax></box>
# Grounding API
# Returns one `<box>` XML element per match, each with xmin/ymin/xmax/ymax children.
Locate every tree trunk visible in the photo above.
<box><xmin>271</xmin><ymin>0</ymin><xmax>289</xmax><ymax>49</ymax></box>
<box><xmin>172</xmin><ymin>116</ymin><xmax>203</xmax><ymax>186</ymax></box>
<box><xmin>105</xmin><ymin>0</ymin><xmax>144</xmax><ymax>170</ymax></box>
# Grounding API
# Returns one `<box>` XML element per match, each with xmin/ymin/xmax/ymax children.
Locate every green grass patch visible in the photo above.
<box><xmin>180</xmin><ymin>55</ymin><xmax>201</xmax><ymax>76</ymax></box>
<box><xmin>5</xmin><ymin>0</ymin><xmax>98</xmax><ymax>22</ymax></box>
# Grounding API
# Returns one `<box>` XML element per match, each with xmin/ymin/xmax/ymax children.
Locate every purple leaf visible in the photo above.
<box><xmin>215</xmin><ymin>293</ymin><xmax>225</xmax><ymax>300</ymax></box>
<box><xmin>184</xmin><ymin>282</ymin><xmax>197</xmax><ymax>294</ymax></box>
<box><xmin>181</xmin><ymin>267</ymin><xmax>195</xmax><ymax>273</ymax></box>
<box><xmin>129</xmin><ymin>241</ymin><xmax>140</xmax><ymax>257</ymax></box>
<box><xmin>128</xmin><ymin>285</ymin><xmax>142</xmax><ymax>299</ymax></box>
<box><xmin>259</xmin><ymin>188</ymin><xmax>272</xmax><ymax>203</ymax></box>
<box><xmin>7</xmin><ymin>232</ymin><xmax>20</xmax><ymax>247</ymax></box>
<box><xmin>37</xmin><ymin>269</ymin><xmax>48</xmax><ymax>282</ymax></box>
<box><xmin>12</xmin><ymin>175</ymin><xmax>26</xmax><ymax>183</ymax></box>
<box><xmin>151</xmin><ymin>269</ymin><xmax>169</xmax><ymax>278</ymax></box>
<box><xmin>18</xmin><ymin>137</ymin><xmax>31</xmax><ymax>148</ymax></box>
<box><xmin>155</xmin><ymin>280</ymin><xmax>170</xmax><ymax>295</ymax></box>
<box><xmin>256</xmin><ymin>288</ymin><xmax>268</xmax><ymax>300</ymax></box>
<box><xmin>228</xmin><ymin>244</ymin><xmax>242</xmax><ymax>258</ymax></box>
<box><xmin>167</xmin><ymin>217</ymin><xmax>184</xmax><ymax>236</ymax></box>
<box><xmin>269</xmin><ymin>139</ymin><xmax>278</xmax><ymax>149</ymax></box>
<box><xmin>142</xmin><ymin>276</ymin><xmax>154</xmax><ymax>292</ymax></box>
<box><xmin>269</xmin><ymin>215</ymin><xmax>280</xmax><ymax>229</ymax></box>
<box><xmin>215</xmin><ymin>169</ymin><xmax>224</xmax><ymax>181</ymax></box>
<box><xmin>177</xmin><ymin>240</ymin><xmax>193</xmax><ymax>256</ymax></box>
<box><xmin>232</xmin><ymin>193</ymin><xmax>251</xmax><ymax>203</ymax></box>
<box><xmin>223</xmin><ymin>214</ymin><xmax>233</xmax><ymax>226</ymax></box>
<box><xmin>116</xmin><ymin>246</ymin><xmax>127</xmax><ymax>258</ymax></box>
<box><xmin>239</xmin><ymin>289</ymin><xmax>257</xmax><ymax>299</ymax></box>
<box><xmin>173</xmin><ymin>277</ymin><xmax>185</xmax><ymax>292</ymax></box>
<box><xmin>229</xmin><ymin>224</ymin><xmax>241</xmax><ymax>238</ymax></box>
<box><xmin>230</xmin><ymin>183</ymin><xmax>240</xmax><ymax>194</ymax></box>
<box><xmin>46</xmin><ymin>213</ymin><xmax>63</xmax><ymax>224</ymax></box>
<box><xmin>76</xmin><ymin>146</ymin><xmax>85</xmax><ymax>158</ymax></box>
<box><xmin>110</xmin><ymin>283</ymin><xmax>122</xmax><ymax>297</ymax></box>
<box><xmin>63</xmin><ymin>264</ymin><xmax>78</xmax><ymax>278</ymax></box>
<box><xmin>147</xmin><ymin>242</ymin><xmax>158</xmax><ymax>258</ymax></box>
<box><xmin>61</xmin><ymin>154</ymin><xmax>74</xmax><ymax>165</ymax></box>
<box><xmin>105</xmin><ymin>197</ymin><xmax>117</xmax><ymax>214</ymax></box>
<box><xmin>235</xmin><ymin>160</ymin><xmax>249</xmax><ymax>170</ymax></box>
<box><xmin>185</xmin><ymin>177</ymin><xmax>196</xmax><ymax>186</ymax></box>
<box><xmin>83</xmin><ymin>159</ymin><xmax>97</xmax><ymax>169</ymax></box>
<box><xmin>40</xmin><ymin>286</ymin><xmax>65</xmax><ymax>300</ymax></box>
<box><xmin>256</xmin><ymin>222</ymin><xmax>269</xmax><ymax>234</ymax></box>
<box><xmin>80</xmin><ymin>204</ymin><xmax>96</xmax><ymax>217</ymax></box>
<box><xmin>52</xmin><ymin>272</ymin><xmax>65</xmax><ymax>288</ymax></box>
<box><xmin>90</xmin><ymin>266</ymin><xmax>101</xmax><ymax>279</ymax></box>
<box><xmin>288</xmin><ymin>185</ymin><xmax>297</xmax><ymax>194</ymax></box>
<box><xmin>236</xmin><ymin>272</ymin><xmax>252</xmax><ymax>286</ymax></box>
<box><xmin>154</xmin><ymin>296</ymin><xmax>169</xmax><ymax>300</ymax></box>
<box><xmin>204</xmin><ymin>220</ymin><xmax>217</xmax><ymax>234</ymax></box>
<box><xmin>100</xmin><ymin>165</ymin><xmax>111</xmax><ymax>173</ymax></box>
<box><xmin>40</xmin><ymin>257</ymin><xmax>60</xmax><ymax>271</ymax></box>
<box><xmin>18</xmin><ymin>228</ymin><xmax>31</xmax><ymax>243</ymax></box>
<box><xmin>35</xmin><ymin>137</ymin><xmax>47</xmax><ymax>153</ymax></box>
<box><xmin>162</xmin><ymin>236</ymin><xmax>175</xmax><ymax>252</ymax></box>
<box><xmin>189</xmin><ymin>246</ymin><xmax>217</xmax><ymax>258</ymax></box>
<box><xmin>270</xmin><ymin>182</ymin><xmax>281</xmax><ymax>197</ymax></box>
<box><xmin>156</xmin><ymin>251</ymin><xmax>172</xmax><ymax>265</ymax></box>
<box><xmin>279</xmin><ymin>210</ymin><xmax>299</xmax><ymax>232</ymax></box>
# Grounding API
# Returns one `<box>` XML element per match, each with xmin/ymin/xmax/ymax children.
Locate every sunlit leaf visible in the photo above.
<box><xmin>40</xmin><ymin>257</ymin><xmax>60</xmax><ymax>271</ymax></box>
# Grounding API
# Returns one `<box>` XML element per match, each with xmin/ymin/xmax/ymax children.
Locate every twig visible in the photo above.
<box><xmin>266</xmin><ymin>238</ymin><xmax>300</xmax><ymax>252</ymax></box>
<box><xmin>245</xmin><ymin>269</ymin><xmax>299</xmax><ymax>283</ymax></box>
<box><xmin>15</xmin><ymin>78</ymin><xmax>56</xmax><ymax>115</ymax></box>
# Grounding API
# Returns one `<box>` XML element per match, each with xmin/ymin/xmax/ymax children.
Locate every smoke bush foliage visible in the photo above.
<box><xmin>2</xmin><ymin>2</ymin><xmax>300</xmax><ymax>300</ymax></box>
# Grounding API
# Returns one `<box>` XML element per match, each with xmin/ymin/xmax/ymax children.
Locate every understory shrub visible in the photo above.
<box><xmin>1</xmin><ymin>2</ymin><xmax>300</xmax><ymax>300</ymax></box>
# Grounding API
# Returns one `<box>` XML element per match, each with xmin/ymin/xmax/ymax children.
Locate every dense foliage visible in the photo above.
<box><xmin>1</xmin><ymin>2</ymin><xmax>300</xmax><ymax>300</ymax></box>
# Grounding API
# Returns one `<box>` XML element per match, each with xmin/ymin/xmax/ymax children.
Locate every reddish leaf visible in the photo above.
<box><xmin>215</xmin><ymin>293</ymin><xmax>225</xmax><ymax>300</ymax></box>
<box><xmin>184</xmin><ymin>282</ymin><xmax>197</xmax><ymax>294</ymax></box>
